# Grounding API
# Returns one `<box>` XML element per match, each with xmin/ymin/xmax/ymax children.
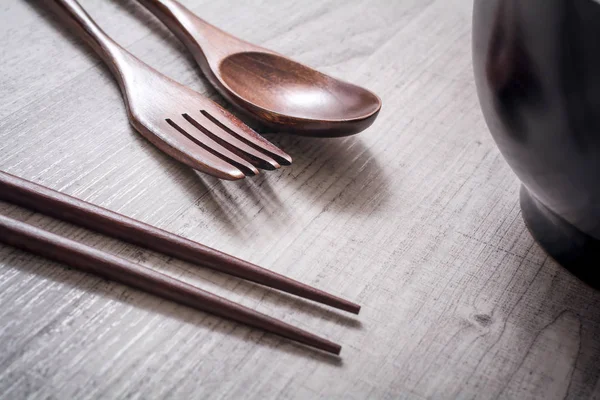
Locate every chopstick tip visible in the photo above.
<box><xmin>341</xmin><ymin>302</ymin><xmax>361</xmax><ymax>315</ymax></box>
<box><xmin>334</xmin><ymin>345</ymin><xmax>342</xmax><ymax>356</ymax></box>
<box><xmin>329</xmin><ymin>343</ymin><xmax>342</xmax><ymax>356</ymax></box>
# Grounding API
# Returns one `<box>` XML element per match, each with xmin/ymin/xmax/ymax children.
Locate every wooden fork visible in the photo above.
<box><xmin>49</xmin><ymin>0</ymin><xmax>291</xmax><ymax>180</ymax></box>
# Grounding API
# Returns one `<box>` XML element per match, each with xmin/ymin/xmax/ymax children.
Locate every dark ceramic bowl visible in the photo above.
<box><xmin>472</xmin><ymin>0</ymin><xmax>600</xmax><ymax>287</ymax></box>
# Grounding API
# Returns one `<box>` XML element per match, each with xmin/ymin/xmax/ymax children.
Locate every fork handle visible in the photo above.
<box><xmin>49</xmin><ymin>0</ymin><xmax>132</xmax><ymax>85</ymax></box>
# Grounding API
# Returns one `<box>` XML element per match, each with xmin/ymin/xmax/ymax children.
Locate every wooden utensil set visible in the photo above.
<box><xmin>0</xmin><ymin>0</ymin><xmax>381</xmax><ymax>355</ymax></box>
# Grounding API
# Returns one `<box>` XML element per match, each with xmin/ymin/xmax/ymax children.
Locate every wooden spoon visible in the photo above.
<box><xmin>138</xmin><ymin>0</ymin><xmax>382</xmax><ymax>137</ymax></box>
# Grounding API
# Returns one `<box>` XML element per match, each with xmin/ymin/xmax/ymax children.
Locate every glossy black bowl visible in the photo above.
<box><xmin>472</xmin><ymin>0</ymin><xmax>600</xmax><ymax>287</ymax></box>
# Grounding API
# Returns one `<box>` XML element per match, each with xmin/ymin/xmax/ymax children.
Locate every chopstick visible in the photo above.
<box><xmin>0</xmin><ymin>214</ymin><xmax>341</xmax><ymax>355</ymax></box>
<box><xmin>0</xmin><ymin>171</ymin><xmax>359</xmax><ymax>314</ymax></box>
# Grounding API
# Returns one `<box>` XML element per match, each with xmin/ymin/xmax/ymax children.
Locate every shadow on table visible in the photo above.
<box><xmin>265</xmin><ymin>134</ymin><xmax>388</xmax><ymax>209</ymax></box>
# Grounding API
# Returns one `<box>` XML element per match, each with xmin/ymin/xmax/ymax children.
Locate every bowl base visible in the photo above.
<box><xmin>520</xmin><ymin>186</ymin><xmax>600</xmax><ymax>289</ymax></box>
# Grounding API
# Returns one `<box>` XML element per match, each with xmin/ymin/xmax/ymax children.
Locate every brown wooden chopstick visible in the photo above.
<box><xmin>0</xmin><ymin>171</ymin><xmax>359</xmax><ymax>314</ymax></box>
<box><xmin>0</xmin><ymin>214</ymin><xmax>341</xmax><ymax>354</ymax></box>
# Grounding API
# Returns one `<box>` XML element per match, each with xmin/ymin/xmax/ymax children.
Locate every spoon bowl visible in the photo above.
<box><xmin>219</xmin><ymin>52</ymin><xmax>382</xmax><ymax>136</ymax></box>
<box><xmin>139</xmin><ymin>0</ymin><xmax>382</xmax><ymax>137</ymax></box>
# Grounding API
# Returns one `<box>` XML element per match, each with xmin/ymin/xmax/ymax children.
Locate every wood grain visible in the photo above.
<box><xmin>1</xmin><ymin>0</ymin><xmax>599</xmax><ymax>399</ymax></box>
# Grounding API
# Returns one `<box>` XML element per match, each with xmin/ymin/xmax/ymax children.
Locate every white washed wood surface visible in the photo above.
<box><xmin>1</xmin><ymin>0</ymin><xmax>599</xmax><ymax>399</ymax></box>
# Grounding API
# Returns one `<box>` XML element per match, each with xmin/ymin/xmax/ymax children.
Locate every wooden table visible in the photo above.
<box><xmin>1</xmin><ymin>1</ymin><xmax>599</xmax><ymax>399</ymax></box>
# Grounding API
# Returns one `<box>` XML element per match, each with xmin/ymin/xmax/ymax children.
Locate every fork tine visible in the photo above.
<box><xmin>183</xmin><ymin>113</ymin><xmax>281</xmax><ymax>171</ymax></box>
<box><xmin>201</xmin><ymin>108</ymin><xmax>293</xmax><ymax>166</ymax></box>
<box><xmin>166</xmin><ymin>117</ymin><xmax>260</xmax><ymax>177</ymax></box>
<box><xmin>141</xmin><ymin>120</ymin><xmax>246</xmax><ymax>180</ymax></box>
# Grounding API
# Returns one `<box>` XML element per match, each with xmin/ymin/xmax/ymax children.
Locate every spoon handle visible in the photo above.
<box><xmin>137</xmin><ymin>0</ymin><xmax>251</xmax><ymax>69</ymax></box>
